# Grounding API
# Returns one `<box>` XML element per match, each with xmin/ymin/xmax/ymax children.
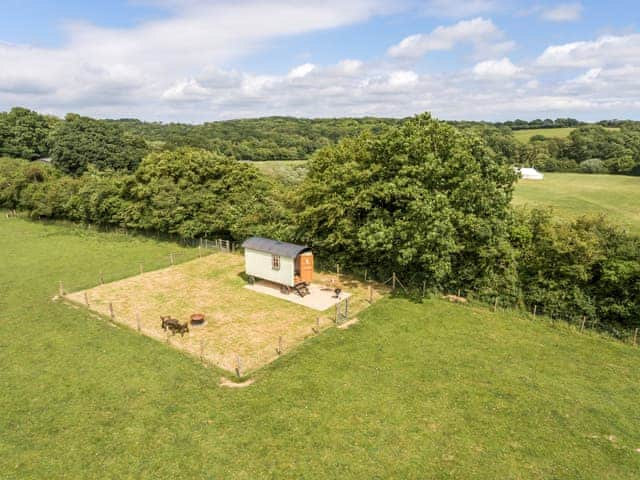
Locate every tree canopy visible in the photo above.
<box><xmin>50</xmin><ymin>114</ymin><xmax>148</xmax><ymax>175</ymax></box>
<box><xmin>0</xmin><ymin>107</ymin><xmax>54</xmax><ymax>160</ymax></box>
<box><xmin>295</xmin><ymin>113</ymin><xmax>518</xmax><ymax>294</ymax></box>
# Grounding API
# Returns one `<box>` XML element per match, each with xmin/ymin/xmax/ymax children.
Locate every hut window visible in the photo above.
<box><xmin>271</xmin><ymin>254</ymin><xmax>281</xmax><ymax>271</ymax></box>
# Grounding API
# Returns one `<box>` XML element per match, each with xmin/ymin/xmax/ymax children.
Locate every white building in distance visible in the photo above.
<box><xmin>515</xmin><ymin>167</ymin><xmax>544</xmax><ymax>180</ymax></box>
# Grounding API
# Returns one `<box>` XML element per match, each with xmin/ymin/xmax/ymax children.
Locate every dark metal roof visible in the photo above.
<box><xmin>242</xmin><ymin>237</ymin><xmax>310</xmax><ymax>258</ymax></box>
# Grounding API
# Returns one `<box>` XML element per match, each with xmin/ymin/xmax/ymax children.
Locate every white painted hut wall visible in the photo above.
<box><xmin>244</xmin><ymin>248</ymin><xmax>294</xmax><ymax>286</ymax></box>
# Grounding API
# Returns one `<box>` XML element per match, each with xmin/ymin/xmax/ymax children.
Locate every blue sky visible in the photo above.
<box><xmin>1</xmin><ymin>0</ymin><xmax>639</xmax><ymax>121</ymax></box>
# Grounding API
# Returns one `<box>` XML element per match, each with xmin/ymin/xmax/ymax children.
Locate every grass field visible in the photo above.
<box><xmin>253</xmin><ymin>161</ymin><xmax>640</xmax><ymax>234</ymax></box>
<box><xmin>65</xmin><ymin>253</ymin><xmax>382</xmax><ymax>372</ymax></box>
<box><xmin>2</xmin><ymin>216</ymin><xmax>640</xmax><ymax>478</ymax></box>
<box><xmin>514</xmin><ymin>173</ymin><xmax>640</xmax><ymax>234</ymax></box>
<box><xmin>512</xmin><ymin>127</ymin><xmax>619</xmax><ymax>143</ymax></box>
<box><xmin>513</xmin><ymin>127</ymin><xmax>577</xmax><ymax>142</ymax></box>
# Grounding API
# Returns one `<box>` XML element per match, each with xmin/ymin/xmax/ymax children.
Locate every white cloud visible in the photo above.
<box><xmin>536</xmin><ymin>34</ymin><xmax>640</xmax><ymax>68</ymax></box>
<box><xmin>540</xmin><ymin>3</ymin><xmax>583</xmax><ymax>22</ymax></box>
<box><xmin>524</xmin><ymin>79</ymin><xmax>539</xmax><ymax>89</ymax></box>
<box><xmin>336</xmin><ymin>59</ymin><xmax>364</xmax><ymax>75</ymax></box>
<box><xmin>1</xmin><ymin>2</ymin><xmax>640</xmax><ymax>122</ymax></box>
<box><xmin>571</xmin><ymin>68</ymin><xmax>602</xmax><ymax>84</ymax></box>
<box><xmin>388</xmin><ymin>70</ymin><xmax>419</xmax><ymax>87</ymax></box>
<box><xmin>241</xmin><ymin>74</ymin><xmax>277</xmax><ymax>97</ymax></box>
<box><xmin>288</xmin><ymin>63</ymin><xmax>316</xmax><ymax>79</ymax></box>
<box><xmin>0</xmin><ymin>0</ymin><xmax>394</xmax><ymax>114</ymax></box>
<box><xmin>473</xmin><ymin>57</ymin><xmax>523</xmax><ymax>77</ymax></box>
<box><xmin>558</xmin><ymin>65</ymin><xmax>640</xmax><ymax>97</ymax></box>
<box><xmin>162</xmin><ymin>79</ymin><xmax>211</xmax><ymax>102</ymax></box>
<box><xmin>388</xmin><ymin>17</ymin><xmax>511</xmax><ymax>59</ymax></box>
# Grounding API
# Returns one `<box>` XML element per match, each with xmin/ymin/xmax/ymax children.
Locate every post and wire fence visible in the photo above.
<box><xmin>311</xmin><ymin>256</ymin><xmax>640</xmax><ymax>347</ymax></box>
<box><xmin>32</xmin><ymin>206</ymin><xmax>636</xmax><ymax>356</ymax></box>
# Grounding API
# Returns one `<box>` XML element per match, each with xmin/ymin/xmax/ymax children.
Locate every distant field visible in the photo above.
<box><xmin>253</xmin><ymin>162</ymin><xmax>640</xmax><ymax>234</ymax></box>
<box><xmin>513</xmin><ymin>127</ymin><xmax>619</xmax><ymax>143</ymax></box>
<box><xmin>513</xmin><ymin>127</ymin><xmax>577</xmax><ymax>142</ymax></box>
<box><xmin>514</xmin><ymin>173</ymin><xmax>640</xmax><ymax>234</ymax></box>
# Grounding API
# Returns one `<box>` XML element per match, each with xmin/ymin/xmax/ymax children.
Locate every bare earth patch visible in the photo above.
<box><xmin>219</xmin><ymin>377</ymin><xmax>255</xmax><ymax>388</ymax></box>
<box><xmin>337</xmin><ymin>317</ymin><xmax>360</xmax><ymax>330</ymax></box>
<box><xmin>65</xmin><ymin>253</ymin><xmax>384</xmax><ymax>373</ymax></box>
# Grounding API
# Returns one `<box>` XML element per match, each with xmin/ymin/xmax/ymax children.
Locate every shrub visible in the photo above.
<box><xmin>579</xmin><ymin>158</ymin><xmax>607</xmax><ymax>173</ymax></box>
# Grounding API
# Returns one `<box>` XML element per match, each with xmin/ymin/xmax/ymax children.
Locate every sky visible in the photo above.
<box><xmin>1</xmin><ymin>0</ymin><xmax>639</xmax><ymax>122</ymax></box>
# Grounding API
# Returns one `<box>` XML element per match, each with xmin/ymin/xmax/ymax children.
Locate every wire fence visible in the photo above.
<box><xmin>6</xmin><ymin>211</ymin><xmax>638</xmax><ymax>349</ymax></box>
<box><xmin>4</xmin><ymin>210</ymin><xmax>242</xmax><ymax>252</ymax></box>
<box><xmin>313</xmin><ymin>257</ymin><xmax>640</xmax><ymax>348</ymax></box>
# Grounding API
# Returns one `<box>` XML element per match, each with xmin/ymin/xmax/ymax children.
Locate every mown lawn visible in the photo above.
<box><xmin>1</xmin><ymin>216</ymin><xmax>640</xmax><ymax>478</ymax></box>
<box><xmin>513</xmin><ymin>172</ymin><xmax>640</xmax><ymax>234</ymax></box>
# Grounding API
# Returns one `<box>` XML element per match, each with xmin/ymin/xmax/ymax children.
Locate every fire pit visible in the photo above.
<box><xmin>190</xmin><ymin>313</ymin><xmax>205</xmax><ymax>326</ymax></box>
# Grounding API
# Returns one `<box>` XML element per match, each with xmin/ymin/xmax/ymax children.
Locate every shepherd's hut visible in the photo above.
<box><xmin>242</xmin><ymin>237</ymin><xmax>314</xmax><ymax>290</ymax></box>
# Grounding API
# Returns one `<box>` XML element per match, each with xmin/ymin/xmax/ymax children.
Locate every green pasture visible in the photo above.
<box><xmin>512</xmin><ymin>127</ymin><xmax>577</xmax><ymax>142</ymax></box>
<box><xmin>513</xmin><ymin>173</ymin><xmax>640</xmax><ymax>234</ymax></box>
<box><xmin>252</xmin><ymin>161</ymin><xmax>640</xmax><ymax>235</ymax></box>
<box><xmin>512</xmin><ymin>127</ymin><xmax>619</xmax><ymax>143</ymax></box>
<box><xmin>1</xmin><ymin>216</ymin><xmax>640</xmax><ymax>478</ymax></box>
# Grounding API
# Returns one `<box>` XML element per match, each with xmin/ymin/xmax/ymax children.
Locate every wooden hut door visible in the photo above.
<box><xmin>299</xmin><ymin>254</ymin><xmax>314</xmax><ymax>283</ymax></box>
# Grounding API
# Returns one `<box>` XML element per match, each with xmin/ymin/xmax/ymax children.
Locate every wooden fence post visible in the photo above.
<box><xmin>169</xmin><ymin>253</ymin><xmax>174</xmax><ymax>265</ymax></box>
<box><xmin>633</xmin><ymin>328</ymin><xmax>638</xmax><ymax>347</ymax></box>
<box><xmin>392</xmin><ymin>272</ymin><xmax>396</xmax><ymax>291</ymax></box>
<box><xmin>580</xmin><ymin>315</ymin><xmax>586</xmax><ymax>332</ymax></box>
<box><xmin>198</xmin><ymin>246</ymin><xmax>202</xmax><ymax>258</ymax></box>
<box><xmin>533</xmin><ymin>304</ymin><xmax>537</xmax><ymax>317</ymax></box>
<box><xmin>235</xmin><ymin>354</ymin><xmax>242</xmax><ymax>377</ymax></box>
<box><xmin>277</xmin><ymin>336</ymin><xmax>283</xmax><ymax>355</ymax></box>
<box><xmin>108</xmin><ymin>302</ymin><xmax>114</xmax><ymax>320</ymax></box>
<box><xmin>422</xmin><ymin>280</ymin><xmax>426</xmax><ymax>298</ymax></box>
<box><xmin>364</xmin><ymin>269</ymin><xmax>368</xmax><ymax>282</ymax></box>
<box><xmin>493</xmin><ymin>297</ymin><xmax>498</xmax><ymax>312</ymax></box>
<box><xmin>84</xmin><ymin>292</ymin><xmax>89</xmax><ymax>307</ymax></box>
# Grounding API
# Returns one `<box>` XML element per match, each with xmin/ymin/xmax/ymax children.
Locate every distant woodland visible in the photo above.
<box><xmin>2</xmin><ymin>107</ymin><xmax>640</xmax><ymax>174</ymax></box>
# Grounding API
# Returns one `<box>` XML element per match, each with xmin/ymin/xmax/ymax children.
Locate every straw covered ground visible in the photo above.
<box><xmin>65</xmin><ymin>252</ymin><xmax>384</xmax><ymax>372</ymax></box>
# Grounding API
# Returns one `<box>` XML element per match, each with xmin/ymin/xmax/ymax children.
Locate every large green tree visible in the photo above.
<box><xmin>295</xmin><ymin>113</ymin><xmax>518</xmax><ymax>294</ymax></box>
<box><xmin>0</xmin><ymin>107</ymin><xmax>53</xmax><ymax>159</ymax></box>
<box><xmin>132</xmin><ymin>147</ymin><xmax>288</xmax><ymax>239</ymax></box>
<box><xmin>50</xmin><ymin>114</ymin><xmax>148</xmax><ymax>175</ymax></box>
